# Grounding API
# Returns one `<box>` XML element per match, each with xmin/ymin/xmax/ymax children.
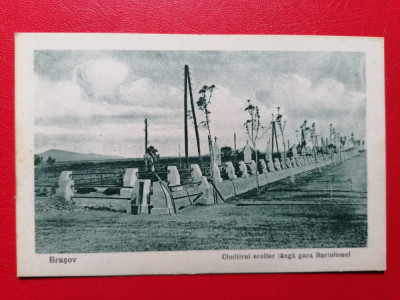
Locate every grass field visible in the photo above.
<box><xmin>35</xmin><ymin>154</ymin><xmax>367</xmax><ymax>253</ymax></box>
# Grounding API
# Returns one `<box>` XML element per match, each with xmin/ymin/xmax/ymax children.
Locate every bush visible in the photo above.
<box><xmin>50</xmin><ymin>193</ymin><xmax>76</xmax><ymax>211</ymax></box>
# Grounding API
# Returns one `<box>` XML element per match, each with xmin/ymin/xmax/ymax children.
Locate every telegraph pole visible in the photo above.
<box><xmin>184</xmin><ymin>65</ymin><xmax>202</xmax><ymax>165</ymax></box>
<box><xmin>145</xmin><ymin>118</ymin><xmax>148</xmax><ymax>152</ymax></box>
<box><xmin>184</xmin><ymin>67</ymin><xmax>189</xmax><ymax>165</ymax></box>
<box><xmin>144</xmin><ymin>118</ymin><xmax>148</xmax><ymax>169</ymax></box>
<box><xmin>234</xmin><ymin>132</ymin><xmax>237</xmax><ymax>163</ymax></box>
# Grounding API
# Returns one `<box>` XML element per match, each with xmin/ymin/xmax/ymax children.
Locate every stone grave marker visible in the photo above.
<box><xmin>259</xmin><ymin>159</ymin><xmax>267</xmax><ymax>174</ymax></box>
<box><xmin>249</xmin><ymin>160</ymin><xmax>257</xmax><ymax>175</ymax></box>
<box><xmin>238</xmin><ymin>161</ymin><xmax>249</xmax><ymax>178</ymax></box>
<box><xmin>243</xmin><ymin>142</ymin><xmax>252</xmax><ymax>163</ymax></box>
<box><xmin>213</xmin><ymin>162</ymin><xmax>223</xmax><ymax>183</ymax></box>
<box><xmin>274</xmin><ymin>158</ymin><xmax>281</xmax><ymax>170</ymax></box>
<box><xmin>191</xmin><ymin>164</ymin><xmax>203</xmax><ymax>181</ymax></box>
<box><xmin>267</xmin><ymin>160</ymin><xmax>275</xmax><ymax>172</ymax></box>
<box><xmin>225</xmin><ymin>162</ymin><xmax>237</xmax><ymax>180</ymax></box>
<box><xmin>213</xmin><ymin>138</ymin><xmax>222</xmax><ymax>166</ymax></box>
<box><xmin>167</xmin><ymin>166</ymin><xmax>182</xmax><ymax>190</ymax></box>
<box><xmin>286</xmin><ymin>157</ymin><xmax>292</xmax><ymax>168</ymax></box>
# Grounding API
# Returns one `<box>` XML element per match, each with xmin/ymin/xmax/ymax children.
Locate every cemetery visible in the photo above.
<box><xmin>33</xmin><ymin>64</ymin><xmax>367</xmax><ymax>252</ymax></box>
<box><xmin>49</xmin><ymin>142</ymin><xmax>362</xmax><ymax>215</ymax></box>
<box><xmin>35</xmin><ymin>65</ymin><xmax>366</xmax><ymax>217</ymax></box>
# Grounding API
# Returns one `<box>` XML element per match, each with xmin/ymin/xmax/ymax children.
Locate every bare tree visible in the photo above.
<box><xmin>197</xmin><ymin>84</ymin><xmax>216</xmax><ymax>177</ymax></box>
<box><xmin>244</xmin><ymin>99</ymin><xmax>264</xmax><ymax>193</ymax></box>
<box><xmin>197</xmin><ymin>85</ymin><xmax>215</xmax><ymax>140</ymax></box>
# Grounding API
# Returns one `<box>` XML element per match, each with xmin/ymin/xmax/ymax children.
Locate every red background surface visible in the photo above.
<box><xmin>1</xmin><ymin>1</ymin><xmax>399</xmax><ymax>299</ymax></box>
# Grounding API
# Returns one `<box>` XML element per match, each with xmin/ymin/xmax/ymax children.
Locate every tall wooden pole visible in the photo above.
<box><xmin>272</xmin><ymin>121</ymin><xmax>279</xmax><ymax>157</ymax></box>
<box><xmin>184</xmin><ymin>66</ymin><xmax>189</xmax><ymax>165</ymax></box>
<box><xmin>145</xmin><ymin>118</ymin><xmax>148</xmax><ymax>152</ymax></box>
<box><xmin>144</xmin><ymin>118</ymin><xmax>148</xmax><ymax>169</ymax></box>
<box><xmin>234</xmin><ymin>132</ymin><xmax>237</xmax><ymax>162</ymax></box>
<box><xmin>186</xmin><ymin>65</ymin><xmax>201</xmax><ymax>161</ymax></box>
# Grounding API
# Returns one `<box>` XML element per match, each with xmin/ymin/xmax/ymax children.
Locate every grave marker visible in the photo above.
<box><xmin>243</xmin><ymin>142</ymin><xmax>252</xmax><ymax>163</ymax></box>
<box><xmin>225</xmin><ymin>162</ymin><xmax>237</xmax><ymax>180</ymax></box>
<box><xmin>238</xmin><ymin>161</ymin><xmax>249</xmax><ymax>178</ymax></box>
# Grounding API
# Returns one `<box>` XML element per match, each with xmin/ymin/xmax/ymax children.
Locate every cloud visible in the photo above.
<box><xmin>256</xmin><ymin>73</ymin><xmax>366</xmax><ymax>145</ymax></box>
<box><xmin>34</xmin><ymin>51</ymin><xmax>366</xmax><ymax>157</ymax></box>
<box><xmin>35</xmin><ymin>75</ymin><xmax>178</xmax><ymax>120</ymax></box>
<box><xmin>73</xmin><ymin>58</ymin><xmax>129</xmax><ymax>103</ymax></box>
<box><xmin>119</xmin><ymin>77</ymin><xmax>182</xmax><ymax>109</ymax></box>
<box><xmin>34</xmin><ymin>69</ymin><xmax>186</xmax><ymax>156</ymax></box>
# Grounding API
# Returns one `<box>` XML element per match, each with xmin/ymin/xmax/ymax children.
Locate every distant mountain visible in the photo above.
<box><xmin>37</xmin><ymin>149</ymin><xmax>126</xmax><ymax>162</ymax></box>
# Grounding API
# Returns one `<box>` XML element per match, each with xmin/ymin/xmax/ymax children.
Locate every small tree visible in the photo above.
<box><xmin>197</xmin><ymin>85</ymin><xmax>215</xmax><ymax>140</ymax></box>
<box><xmin>244</xmin><ymin>99</ymin><xmax>264</xmax><ymax>194</ymax></box>
<box><xmin>221</xmin><ymin>146</ymin><xmax>234</xmax><ymax>161</ymax></box>
<box><xmin>34</xmin><ymin>154</ymin><xmax>43</xmax><ymax>166</ymax></box>
<box><xmin>46</xmin><ymin>155</ymin><xmax>56</xmax><ymax>165</ymax></box>
<box><xmin>197</xmin><ymin>84</ymin><xmax>216</xmax><ymax>176</ymax></box>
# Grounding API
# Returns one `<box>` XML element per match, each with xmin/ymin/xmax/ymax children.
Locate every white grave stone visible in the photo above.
<box><xmin>274</xmin><ymin>158</ymin><xmax>281</xmax><ymax>170</ymax></box>
<box><xmin>191</xmin><ymin>164</ymin><xmax>203</xmax><ymax>181</ymax></box>
<box><xmin>291</xmin><ymin>157</ymin><xmax>297</xmax><ymax>167</ymax></box>
<box><xmin>259</xmin><ymin>159</ymin><xmax>267</xmax><ymax>174</ymax></box>
<box><xmin>212</xmin><ymin>162</ymin><xmax>223</xmax><ymax>183</ymax></box>
<box><xmin>238</xmin><ymin>161</ymin><xmax>249</xmax><ymax>178</ymax></box>
<box><xmin>58</xmin><ymin>171</ymin><xmax>74</xmax><ymax>201</ymax></box>
<box><xmin>213</xmin><ymin>139</ymin><xmax>222</xmax><ymax>166</ymax></box>
<box><xmin>225</xmin><ymin>162</ymin><xmax>237</xmax><ymax>180</ymax></box>
<box><xmin>292</xmin><ymin>146</ymin><xmax>298</xmax><ymax>158</ymax></box>
<box><xmin>243</xmin><ymin>143</ymin><xmax>252</xmax><ymax>163</ymax></box>
<box><xmin>249</xmin><ymin>160</ymin><xmax>257</xmax><ymax>175</ymax></box>
<box><xmin>268</xmin><ymin>160</ymin><xmax>275</xmax><ymax>172</ymax></box>
<box><xmin>198</xmin><ymin>176</ymin><xmax>213</xmax><ymax>202</ymax></box>
<box><xmin>167</xmin><ymin>166</ymin><xmax>182</xmax><ymax>190</ymax></box>
<box><xmin>280</xmin><ymin>158</ymin><xmax>286</xmax><ymax>169</ymax></box>
<box><xmin>286</xmin><ymin>158</ymin><xmax>292</xmax><ymax>168</ymax></box>
<box><xmin>123</xmin><ymin>168</ymin><xmax>138</xmax><ymax>187</ymax></box>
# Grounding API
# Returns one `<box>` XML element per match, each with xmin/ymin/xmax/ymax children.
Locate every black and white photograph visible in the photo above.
<box><xmin>16</xmin><ymin>34</ymin><xmax>386</xmax><ymax>276</ymax></box>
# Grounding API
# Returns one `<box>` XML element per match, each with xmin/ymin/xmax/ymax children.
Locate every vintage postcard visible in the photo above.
<box><xmin>16</xmin><ymin>34</ymin><xmax>385</xmax><ymax>277</ymax></box>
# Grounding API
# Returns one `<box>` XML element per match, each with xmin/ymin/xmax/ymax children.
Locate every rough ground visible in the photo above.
<box><xmin>35</xmin><ymin>155</ymin><xmax>367</xmax><ymax>253</ymax></box>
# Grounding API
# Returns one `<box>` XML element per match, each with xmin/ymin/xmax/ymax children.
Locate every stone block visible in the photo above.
<box><xmin>225</xmin><ymin>162</ymin><xmax>237</xmax><ymax>180</ymax></box>
<box><xmin>238</xmin><ymin>161</ymin><xmax>249</xmax><ymax>178</ymax></box>
<box><xmin>57</xmin><ymin>171</ymin><xmax>74</xmax><ymax>201</ymax></box>
<box><xmin>274</xmin><ymin>158</ymin><xmax>281</xmax><ymax>170</ymax></box>
<box><xmin>120</xmin><ymin>188</ymin><xmax>133</xmax><ymax>198</ymax></box>
<box><xmin>123</xmin><ymin>168</ymin><xmax>138</xmax><ymax>187</ymax></box>
<box><xmin>191</xmin><ymin>164</ymin><xmax>203</xmax><ymax>181</ymax></box>
<box><xmin>249</xmin><ymin>160</ymin><xmax>257</xmax><ymax>175</ymax></box>
<box><xmin>259</xmin><ymin>159</ymin><xmax>267</xmax><ymax>174</ymax></box>
<box><xmin>243</xmin><ymin>144</ymin><xmax>252</xmax><ymax>163</ymax></box>
<box><xmin>150</xmin><ymin>207</ymin><xmax>172</xmax><ymax>215</ymax></box>
<box><xmin>167</xmin><ymin>166</ymin><xmax>182</xmax><ymax>190</ymax></box>
<box><xmin>268</xmin><ymin>160</ymin><xmax>275</xmax><ymax>172</ymax></box>
<box><xmin>212</xmin><ymin>162</ymin><xmax>223</xmax><ymax>183</ymax></box>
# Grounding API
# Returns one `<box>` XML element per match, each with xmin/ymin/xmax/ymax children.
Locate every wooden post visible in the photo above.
<box><xmin>234</xmin><ymin>132</ymin><xmax>237</xmax><ymax>163</ymax></box>
<box><xmin>186</xmin><ymin>65</ymin><xmax>201</xmax><ymax>162</ymax></box>
<box><xmin>144</xmin><ymin>118</ymin><xmax>148</xmax><ymax>153</ymax></box>
<box><xmin>184</xmin><ymin>66</ymin><xmax>189</xmax><ymax>165</ymax></box>
<box><xmin>144</xmin><ymin>118</ymin><xmax>148</xmax><ymax>169</ymax></box>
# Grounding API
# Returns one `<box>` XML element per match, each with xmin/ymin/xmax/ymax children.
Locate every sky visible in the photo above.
<box><xmin>34</xmin><ymin>50</ymin><xmax>366</xmax><ymax>158</ymax></box>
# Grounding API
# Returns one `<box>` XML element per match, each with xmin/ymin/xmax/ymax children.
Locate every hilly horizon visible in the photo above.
<box><xmin>37</xmin><ymin>149</ymin><xmax>127</xmax><ymax>162</ymax></box>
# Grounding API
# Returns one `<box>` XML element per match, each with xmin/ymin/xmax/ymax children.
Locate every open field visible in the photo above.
<box><xmin>35</xmin><ymin>154</ymin><xmax>367</xmax><ymax>253</ymax></box>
